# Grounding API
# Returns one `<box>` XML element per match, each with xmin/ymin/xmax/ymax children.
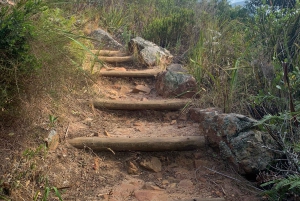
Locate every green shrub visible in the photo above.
<box><xmin>188</xmin><ymin>5</ymin><xmax>251</xmax><ymax>113</ymax></box>
<box><xmin>245</xmin><ymin>2</ymin><xmax>300</xmax><ymax>199</ymax></box>
<box><xmin>143</xmin><ymin>8</ymin><xmax>194</xmax><ymax>47</ymax></box>
<box><xmin>100</xmin><ymin>6</ymin><xmax>127</xmax><ymax>34</ymax></box>
<box><xmin>0</xmin><ymin>0</ymin><xmax>87</xmax><ymax>119</ymax></box>
<box><xmin>0</xmin><ymin>1</ymin><xmax>40</xmax><ymax>67</ymax></box>
<box><xmin>0</xmin><ymin>0</ymin><xmax>42</xmax><ymax>110</ymax></box>
<box><xmin>261</xmin><ymin>175</ymin><xmax>300</xmax><ymax>200</ymax></box>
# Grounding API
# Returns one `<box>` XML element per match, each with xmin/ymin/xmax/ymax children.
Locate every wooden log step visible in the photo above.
<box><xmin>90</xmin><ymin>50</ymin><xmax>128</xmax><ymax>56</ymax></box>
<box><xmin>99</xmin><ymin>56</ymin><xmax>133</xmax><ymax>63</ymax></box>
<box><xmin>68</xmin><ymin>136</ymin><xmax>205</xmax><ymax>151</ymax></box>
<box><xmin>92</xmin><ymin>99</ymin><xmax>191</xmax><ymax>110</ymax></box>
<box><xmin>99</xmin><ymin>69</ymin><xmax>161</xmax><ymax>77</ymax></box>
<box><xmin>181</xmin><ymin>198</ymin><xmax>225</xmax><ymax>201</ymax></box>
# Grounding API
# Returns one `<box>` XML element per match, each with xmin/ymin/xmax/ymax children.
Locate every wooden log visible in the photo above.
<box><xmin>98</xmin><ymin>56</ymin><xmax>133</xmax><ymax>63</ymax></box>
<box><xmin>99</xmin><ymin>69</ymin><xmax>161</xmax><ymax>77</ymax></box>
<box><xmin>93</xmin><ymin>99</ymin><xmax>191</xmax><ymax>110</ymax></box>
<box><xmin>91</xmin><ymin>50</ymin><xmax>128</xmax><ymax>56</ymax></box>
<box><xmin>68</xmin><ymin>136</ymin><xmax>205</xmax><ymax>151</ymax></box>
<box><xmin>181</xmin><ymin>198</ymin><xmax>225</xmax><ymax>201</ymax></box>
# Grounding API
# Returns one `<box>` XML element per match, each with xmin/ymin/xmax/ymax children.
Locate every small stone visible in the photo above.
<box><xmin>127</xmin><ymin>161</ymin><xmax>139</xmax><ymax>175</ymax></box>
<box><xmin>144</xmin><ymin>182</ymin><xmax>163</xmax><ymax>190</ymax></box>
<box><xmin>93</xmin><ymin>157</ymin><xmax>100</xmax><ymax>172</ymax></box>
<box><xmin>198</xmin><ymin>177</ymin><xmax>207</xmax><ymax>183</ymax></box>
<box><xmin>111</xmin><ymin>85</ymin><xmax>121</xmax><ymax>90</ymax></box>
<box><xmin>134</xmin><ymin>190</ymin><xmax>169</xmax><ymax>201</ymax></box>
<box><xmin>194</xmin><ymin>152</ymin><xmax>203</xmax><ymax>159</ymax></box>
<box><xmin>140</xmin><ymin>157</ymin><xmax>162</xmax><ymax>172</ymax></box>
<box><xmin>215</xmin><ymin>190</ymin><xmax>223</xmax><ymax>197</ymax></box>
<box><xmin>156</xmin><ymin>172</ymin><xmax>163</xmax><ymax>180</ymax></box>
<box><xmin>108</xmin><ymin>96</ymin><xmax>117</xmax><ymax>100</ymax></box>
<box><xmin>141</xmin><ymin>97</ymin><xmax>148</xmax><ymax>101</ymax></box>
<box><xmin>131</xmin><ymin>85</ymin><xmax>151</xmax><ymax>94</ymax></box>
<box><xmin>164</xmin><ymin>112</ymin><xmax>178</xmax><ymax>121</ymax></box>
<box><xmin>112</xmin><ymin>67</ymin><xmax>127</xmax><ymax>71</ymax></box>
<box><xmin>169</xmin><ymin>183</ymin><xmax>177</xmax><ymax>188</ymax></box>
<box><xmin>178</xmin><ymin>113</ymin><xmax>188</xmax><ymax>121</ymax></box>
<box><xmin>170</xmin><ymin>120</ymin><xmax>177</xmax><ymax>125</ymax></box>
<box><xmin>177</xmin><ymin>124</ymin><xmax>186</xmax><ymax>128</ymax></box>
<box><xmin>162</xmin><ymin>180</ymin><xmax>169</xmax><ymax>185</ymax></box>
<box><xmin>133</xmin><ymin>122</ymin><xmax>143</xmax><ymax>126</ymax></box>
<box><xmin>45</xmin><ymin>130</ymin><xmax>59</xmax><ymax>151</ymax></box>
<box><xmin>135</xmin><ymin>126</ymin><xmax>145</xmax><ymax>132</ymax></box>
<box><xmin>107</xmin><ymin>89</ymin><xmax>118</xmax><ymax>96</ymax></box>
<box><xmin>97</xmin><ymin>194</ymin><xmax>109</xmax><ymax>200</ymax></box>
<box><xmin>177</xmin><ymin>179</ymin><xmax>194</xmax><ymax>190</ymax></box>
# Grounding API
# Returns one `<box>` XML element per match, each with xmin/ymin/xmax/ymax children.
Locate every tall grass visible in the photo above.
<box><xmin>0</xmin><ymin>0</ymin><xmax>91</xmax><ymax>122</ymax></box>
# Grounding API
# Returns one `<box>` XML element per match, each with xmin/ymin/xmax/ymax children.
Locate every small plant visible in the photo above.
<box><xmin>49</xmin><ymin>114</ymin><xmax>58</xmax><ymax>128</ymax></box>
<box><xmin>261</xmin><ymin>175</ymin><xmax>300</xmax><ymax>200</ymax></box>
<box><xmin>23</xmin><ymin>144</ymin><xmax>47</xmax><ymax>161</ymax></box>
<box><xmin>33</xmin><ymin>185</ymin><xmax>63</xmax><ymax>201</ymax></box>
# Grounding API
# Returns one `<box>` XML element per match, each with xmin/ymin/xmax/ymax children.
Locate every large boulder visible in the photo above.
<box><xmin>90</xmin><ymin>28</ymin><xmax>124</xmax><ymax>50</ymax></box>
<box><xmin>128</xmin><ymin>37</ymin><xmax>173</xmax><ymax>66</ymax></box>
<box><xmin>155</xmin><ymin>64</ymin><xmax>197</xmax><ymax>98</ymax></box>
<box><xmin>189</xmin><ymin>108</ymin><xmax>277</xmax><ymax>175</ymax></box>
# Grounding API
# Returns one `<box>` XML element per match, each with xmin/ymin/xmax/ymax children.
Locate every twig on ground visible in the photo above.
<box><xmin>107</xmin><ymin>147</ymin><xmax>115</xmax><ymax>155</ymax></box>
<box><xmin>64</xmin><ymin>122</ymin><xmax>70</xmax><ymax>140</ymax></box>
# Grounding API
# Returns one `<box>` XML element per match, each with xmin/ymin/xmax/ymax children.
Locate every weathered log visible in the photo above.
<box><xmin>182</xmin><ymin>198</ymin><xmax>225</xmax><ymax>201</ymax></box>
<box><xmin>98</xmin><ymin>56</ymin><xmax>133</xmax><ymax>63</ymax></box>
<box><xmin>68</xmin><ymin>136</ymin><xmax>205</xmax><ymax>151</ymax></box>
<box><xmin>99</xmin><ymin>69</ymin><xmax>161</xmax><ymax>77</ymax></box>
<box><xmin>91</xmin><ymin>50</ymin><xmax>128</xmax><ymax>56</ymax></box>
<box><xmin>93</xmin><ymin>99</ymin><xmax>190</xmax><ymax>110</ymax></box>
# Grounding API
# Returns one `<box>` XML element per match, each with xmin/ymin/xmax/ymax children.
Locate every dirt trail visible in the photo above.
<box><xmin>0</xmin><ymin>49</ymin><xmax>262</xmax><ymax>201</ymax></box>
<box><xmin>55</xmin><ymin>49</ymin><xmax>260</xmax><ymax>201</ymax></box>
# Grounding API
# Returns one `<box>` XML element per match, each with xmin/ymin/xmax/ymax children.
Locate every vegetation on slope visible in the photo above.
<box><xmin>0</xmin><ymin>0</ymin><xmax>299</xmax><ymax>200</ymax></box>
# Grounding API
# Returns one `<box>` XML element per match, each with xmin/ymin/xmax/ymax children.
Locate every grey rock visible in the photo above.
<box><xmin>189</xmin><ymin>108</ymin><xmax>277</xmax><ymax>175</ymax></box>
<box><xmin>90</xmin><ymin>28</ymin><xmax>124</xmax><ymax>50</ymax></box>
<box><xmin>166</xmin><ymin>64</ymin><xmax>188</xmax><ymax>73</ymax></box>
<box><xmin>128</xmin><ymin>37</ymin><xmax>173</xmax><ymax>66</ymax></box>
<box><xmin>155</xmin><ymin>66</ymin><xmax>197</xmax><ymax>98</ymax></box>
<box><xmin>140</xmin><ymin>157</ymin><xmax>162</xmax><ymax>172</ymax></box>
<box><xmin>45</xmin><ymin>130</ymin><xmax>59</xmax><ymax>151</ymax></box>
<box><xmin>131</xmin><ymin>85</ymin><xmax>151</xmax><ymax>94</ymax></box>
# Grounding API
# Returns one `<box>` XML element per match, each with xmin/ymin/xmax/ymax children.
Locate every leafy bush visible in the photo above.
<box><xmin>0</xmin><ymin>0</ymin><xmax>42</xmax><ymax>109</ymax></box>
<box><xmin>0</xmin><ymin>0</ymin><xmax>87</xmax><ymax>120</ymax></box>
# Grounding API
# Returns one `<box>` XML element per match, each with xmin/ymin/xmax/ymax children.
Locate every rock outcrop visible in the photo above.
<box><xmin>189</xmin><ymin>108</ymin><xmax>277</xmax><ymax>175</ymax></box>
<box><xmin>128</xmin><ymin>37</ymin><xmax>173</xmax><ymax>66</ymax></box>
<box><xmin>90</xmin><ymin>28</ymin><xmax>124</xmax><ymax>50</ymax></box>
<box><xmin>156</xmin><ymin>64</ymin><xmax>197</xmax><ymax>98</ymax></box>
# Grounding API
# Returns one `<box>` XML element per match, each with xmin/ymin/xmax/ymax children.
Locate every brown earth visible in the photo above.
<box><xmin>0</xmin><ymin>50</ymin><xmax>263</xmax><ymax>201</ymax></box>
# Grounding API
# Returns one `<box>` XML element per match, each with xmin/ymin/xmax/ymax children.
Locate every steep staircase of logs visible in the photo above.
<box><xmin>69</xmin><ymin>48</ymin><xmax>205</xmax><ymax>151</ymax></box>
<box><xmin>67</xmin><ymin>47</ymin><xmax>229</xmax><ymax>201</ymax></box>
